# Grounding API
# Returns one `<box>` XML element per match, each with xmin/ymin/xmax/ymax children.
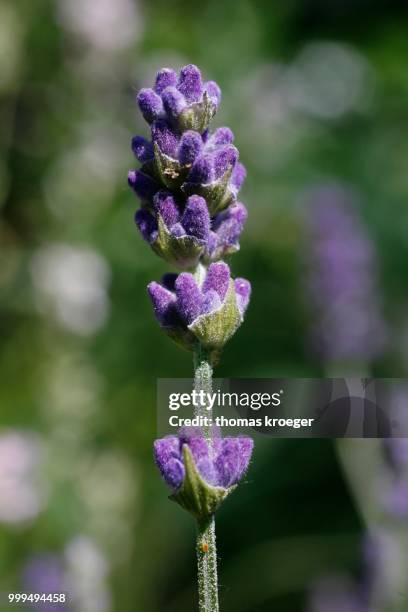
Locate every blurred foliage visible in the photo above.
<box><xmin>1</xmin><ymin>0</ymin><xmax>408</xmax><ymax>610</ymax></box>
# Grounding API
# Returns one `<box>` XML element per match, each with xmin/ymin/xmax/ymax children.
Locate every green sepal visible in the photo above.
<box><xmin>165</xmin><ymin>326</ymin><xmax>196</xmax><ymax>352</ymax></box>
<box><xmin>188</xmin><ymin>279</ymin><xmax>242</xmax><ymax>350</ymax></box>
<box><xmin>153</xmin><ymin>143</ymin><xmax>189</xmax><ymax>190</ymax></box>
<box><xmin>181</xmin><ymin>165</ymin><xmax>235</xmax><ymax>216</ymax></box>
<box><xmin>151</xmin><ymin>214</ymin><xmax>205</xmax><ymax>269</ymax></box>
<box><xmin>177</xmin><ymin>91</ymin><xmax>216</xmax><ymax>133</ymax></box>
<box><xmin>169</xmin><ymin>445</ymin><xmax>235</xmax><ymax>520</ymax></box>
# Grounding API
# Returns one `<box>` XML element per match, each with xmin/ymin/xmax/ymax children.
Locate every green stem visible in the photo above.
<box><xmin>193</xmin><ymin>344</ymin><xmax>219</xmax><ymax>612</ymax></box>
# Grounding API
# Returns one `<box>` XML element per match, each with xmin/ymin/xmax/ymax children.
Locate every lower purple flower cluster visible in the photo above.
<box><xmin>154</xmin><ymin>428</ymin><xmax>253</xmax><ymax>492</ymax></box>
<box><xmin>147</xmin><ymin>261</ymin><xmax>250</xmax><ymax>351</ymax></box>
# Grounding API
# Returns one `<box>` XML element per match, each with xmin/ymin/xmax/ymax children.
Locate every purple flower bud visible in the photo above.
<box><xmin>128</xmin><ymin>169</ymin><xmax>159</xmax><ymax>200</ymax></box>
<box><xmin>154</xmin><ymin>68</ymin><xmax>178</xmax><ymax>94</ymax></box>
<box><xmin>205</xmin><ymin>80</ymin><xmax>221</xmax><ymax>106</ymax></box>
<box><xmin>147</xmin><ymin>281</ymin><xmax>179</xmax><ymax>327</ymax></box>
<box><xmin>151</xmin><ymin>120</ymin><xmax>179</xmax><ymax>158</ymax></box>
<box><xmin>211</xmin><ymin>202</ymin><xmax>247</xmax><ymax>251</ymax></box>
<box><xmin>215</xmin><ymin>437</ymin><xmax>254</xmax><ymax>488</ymax></box>
<box><xmin>203</xmin><ymin>262</ymin><xmax>230</xmax><ymax>302</ymax></box>
<box><xmin>178</xmin><ymin>131</ymin><xmax>203</xmax><ymax>166</ymax></box>
<box><xmin>137</xmin><ymin>88</ymin><xmax>163</xmax><ymax>123</ymax></box>
<box><xmin>234</xmin><ymin>278</ymin><xmax>251</xmax><ymax>315</ymax></box>
<box><xmin>201</xmin><ymin>289</ymin><xmax>222</xmax><ymax>315</ymax></box>
<box><xmin>154</xmin><ymin>437</ymin><xmax>185</xmax><ymax>489</ymax></box>
<box><xmin>170</xmin><ymin>222</ymin><xmax>186</xmax><ymax>237</ymax></box>
<box><xmin>230</xmin><ymin>162</ymin><xmax>247</xmax><ymax>195</ymax></box>
<box><xmin>211</xmin><ymin>127</ymin><xmax>234</xmax><ymax>146</ymax></box>
<box><xmin>161</xmin><ymin>86</ymin><xmax>187</xmax><ymax>120</ymax></box>
<box><xmin>131</xmin><ymin>136</ymin><xmax>154</xmax><ymax>163</ymax></box>
<box><xmin>135</xmin><ymin>208</ymin><xmax>158</xmax><ymax>243</ymax></box>
<box><xmin>213</xmin><ymin>145</ymin><xmax>239</xmax><ymax>180</ymax></box>
<box><xmin>181</xmin><ymin>196</ymin><xmax>210</xmax><ymax>241</ymax></box>
<box><xmin>154</xmin><ymin>429</ymin><xmax>253</xmax><ymax>492</ymax></box>
<box><xmin>177</xmin><ymin>64</ymin><xmax>203</xmax><ymax>103</ymax></box>
<box><xmin>188</xmin><ymin>156</ymin><xmax>214</xmax><ymax>185</ymax></box>
<box><xmin>153</xmin><ymin>191</ymin><xmax>180</xmax><ymax>228</ymax></box>
<box><xmin>175</xmin><ymin>273</ymin><xmax>203</xmax><ymax>324</ymax></box>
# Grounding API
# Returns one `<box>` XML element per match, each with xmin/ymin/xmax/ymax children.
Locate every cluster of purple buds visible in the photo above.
<box><xmin>148</xmin><ymin>261</ymin><xmax>250</xmax><ymax>352</ymax></box>
<box><xmin>129</xmin><ymin>64</ymin><xmax>251</xmax><ymax>354</ymax></box>
<box><xmin>154</xmin><ymin>428</ymin><xmax>253</xmax><ymax>519</ymax></box>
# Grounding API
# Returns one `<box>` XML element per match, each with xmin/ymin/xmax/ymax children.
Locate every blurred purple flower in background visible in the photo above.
<box><xmin>22</xmin><ymin>537</ymin><xmax>110</xmax><ymax>612</ymax></box>
<box><xmin>307</xmin><ymin>575</ymin><xmax>369</xmax><ymax>612</ymax></box>
<box><xmin>303</xmin><ymin>183</ymin><xmax>386</xmax><ymax>364</ymax></box>
<box><xmin>0</xmin><ymin>430</ymin><xmax>47</xmax><ymax>525</ymax></box>
<box><xmin>382</xmin><ymin>384</ymin><xmax>408</xmax><ymax>519</ymax></box>
<box><xmin>23</xmin><ymin>554</ymin><xmax>67</xmax><ymax>612</ymax></box>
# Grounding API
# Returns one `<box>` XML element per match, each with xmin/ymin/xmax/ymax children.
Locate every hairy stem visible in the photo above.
<box><xmin>193</xmin><ymin>344</ymin><xmax>219</xmax><ymax>612</ymax></box>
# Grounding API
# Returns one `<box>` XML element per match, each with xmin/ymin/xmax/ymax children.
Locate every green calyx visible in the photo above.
<box><xmin>182</xmin><ymin>164</ymin><xmax>235</xmax><ymax>216</ymax></box>
<box><xmin>177</xmin><ymin>91</ymin><xmax>217</xmax><ymax>133</ymax></box>
<box><xmin>170</xmin><ymin>445</ymin><xmax>235</xmax><ymax>521</ymax></box>
<box><xmin>153</xmin><ymin>142</ymin><xmax>189</xmax><ymax>190</ymax></box>
<box><xmin>188</xmin><ymin>279</ymin><xmax>242</xmax><ymax>350</ymax></box>
<box><xmin>161</xmin><ymin>278</ymin><xmax>243</xmax><ymax>362</ymax></box>
<box><xmin>151</xmin><ymin>214</ymin><xmax>205</xmax><ymax>269</ymax></box>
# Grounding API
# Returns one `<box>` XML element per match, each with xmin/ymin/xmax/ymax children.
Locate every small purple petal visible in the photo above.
<box><xmin>181</xmin><ymin>195</ymin><xmax>210</xmax><ymax>241</ymax></box>
<box><xmin>170</xmin><ymin>223</ymin><xmax>186</xmax><ymax>237</ymax></box>
<box><xmin>215</xmin><ymin>437</ymin><xmax>252</xmax><ymax>488</ymax></box>
<box><xmin>203</xmin><ymin>262</ymin><xmax>230</xmax><ymax>302</ymax></box>
<box><xmin>151</xmin><ymin>120</ymin><xmax>178</xmax><ymax>158</ymax></box>
<box><xmin>205</xmin><ymin>80</ymin><xmax>221</xmax><ymax>106</ymax></box>
<box><xmin>154</xmin><ymin>436</ymin><xmax>185</xmax><ymax>489</ymax></box>
<box><xmin>177</xmin><ymin>64</ymin><xmax>203</xmax><ymax>103</ymax></box>
<box><xmin>214</xmin><ymin>438</ymin><xmax>241</xmax><ymax>488</ymax></box>
<box><xmin>175</xmin><ymin>273</ymin><xmax>202</xmax><ymax>325</ymax></box>
<box><xmin>128</xmin><ymin>169</ymin><xmax>158</xmax><ymax>200</ymax></box>
<box><xmin>178</xmin><ymin>131</ymin><xmax>203</xmax><ymax>166</ymax></box>
<box><xmin>235</xmin><ymin>437</ymin><xmax>254</xmax><ymax>481</ymax></box>
<box><xmin>135</xmin><ymin>208</ymin><xmax>158</xmax><ymax>243</ymax></box>
<box><xmin>211</xmin><ymin>127</ymin><xmax>234</xmax><ymax>146</ymax></box>
<box><xmin>213</xmin><ymin>202</ymin><xmax>247</xmax><ymax>248</ymax></box>
<box><xmin>179</xmin><ymin>428</ymin><xmax>209</xmax><ymax>461</ymax></box>
<box><xmin>147</xmin><ymin>282</ymin><xmax>177</xmax><ymax>327</ymax></box>
<box><xmin>231</xmin><ymin>162</ymin><xmax>246</xmax><ymax>194</ymax></box>
<box><xmin>201</xmin><ymin>289</ymin><xmax>222</xmax><ymax>315</ymax></box>
<box><xmin>188</xmin><ymin>156</ymin><xmax>214</xmax><ymax>184</ymax></box>
<box><xmin>131</xmin><ymin>136</ymin><xmax>154</xmax><ymax>163</ymax></box>
<box><xmin>154</xmin><ymin>436</ymin><xmax>181</xmax><ymax>466</ymax></box>
<box><xmin>213</xmin><ymin>145</ymin><xmax>238</xmax><ymax>180</ymax></box>
<box><xmin>153</xmin><ymin>191</ymin><xmax>180</xmax><ymax>228</ymax></box>
<box><xmin>154</xmin><ymin>68</ymin><xmax>178</xmax><ymax>94</ymax></box>
<box><xmin>162</xmin><ymin>86</ymin><xmax>187</xmax><ymax>120</ymax></box>
<box><xmin>137</xmin><ymin>88</ymin><xmax>163</xmax><ymax>123</ymax></box>
<box><xmin>234</xmin><ymin>278</ymin><xmax>251</xmax><ymax>315</ymax></box>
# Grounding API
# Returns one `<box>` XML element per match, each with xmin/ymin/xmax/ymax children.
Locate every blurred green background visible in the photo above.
<box><xmin>1</xmin><ymin>0</ymin><xmax>408</xmax><ymax>610</ymax></box>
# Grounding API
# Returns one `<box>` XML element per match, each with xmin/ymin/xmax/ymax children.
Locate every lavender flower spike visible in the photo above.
<box><xmin>303</xmin><ymin>182</ymin><xmax>386</xmax><ymax>364</ymax></box>
<box><xmin>128</xmin><ymin>64</ymin><xmax>253</xmax><ymax>612</ymax></box>
<box><xmin>154</xmin><ymin>428</ymin><xmax>253</xmax><ymax>519</ymax></box>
